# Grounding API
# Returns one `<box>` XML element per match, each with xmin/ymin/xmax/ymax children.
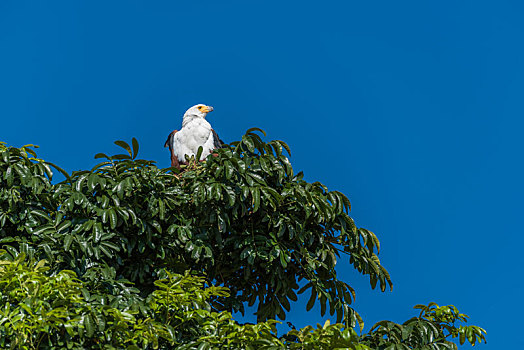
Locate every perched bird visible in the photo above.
<box><xmin>164</xmin><ymin>104</ymin><xmax>223</xmax><ymax>168</ymax></box>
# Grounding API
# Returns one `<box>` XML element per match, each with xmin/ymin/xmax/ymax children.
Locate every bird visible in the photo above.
<box><xmin>164</xmin><ymin>104</ymin><xmax>223</xmax><ymax>168</ymax></box>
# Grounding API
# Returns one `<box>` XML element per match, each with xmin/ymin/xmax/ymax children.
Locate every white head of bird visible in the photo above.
<box><xmin>182</xmin><ymin>104</ymin><xmax>214</xmax><ymax>126</ymax></box>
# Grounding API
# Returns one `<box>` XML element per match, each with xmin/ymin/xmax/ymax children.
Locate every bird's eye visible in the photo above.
<box><xmin>197</xmin><ymin>106</ymin><xmax>203</xmax><ymax>110</ymax></box>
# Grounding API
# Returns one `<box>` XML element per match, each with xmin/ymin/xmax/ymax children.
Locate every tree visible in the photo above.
<box><xmin>0</xmin><ymin>133</ymin><xmax>485</xmax><ymax>349</ymax></box>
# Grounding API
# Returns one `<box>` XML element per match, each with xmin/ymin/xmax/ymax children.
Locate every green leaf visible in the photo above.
<box><xmin>246</xmin><ymin>127</ymin><xmax>267</xmax><ymax>136</ymax></box>
<box><xmin>306</xmin><ymin>288</ymin><xmax>317</xmax><ymax>311</ymax></box>
<box><xmin>114</xmin><ymin>140</ymin><xmax>132</xmax><ymax>157</ymax></box>
<box><xmin>196</xmin><ymin>146</ymin><xmax>204</xmax><ymax>161</ymax></box>
<box><xmin>252</xmin><ymin>187</ymin><xmax>261</xmax><ymax>212</ymax></box>
<box><xmin>242</xmin><ymin>135</ymin><xmax>255</xmax><ymax>152</ymax></box>
<box><xmin>131</xmin><ymin>137</ymin><xmax>139</xmax><ymax>159</ymax></box>
<box><xmin>64</xmin><ymin>235</ymin><xmax>74</xmax><ymax>250</ymax></box>
<box><xmin>279</xmin><ymin>253</ymin><xmax>288</xmax><ymax>268</ymax></box>
<box><xmin>109</xmin><ymin>208</ymin><xmax>118</xmax><ymax>229</ymax></box>
<box><xmin>94</xmin><ymin>153</ymin><xmax>110</xmax><ymax>159</ymax></box>
<box><xmin>197</xmin><ymin>342</ymin><xmax>210</xmax><ymax>350</ymax></box>
<box><xmin>84</xmin><ymin>314</ymin><xmax>95</xmax><ymax>337</ymax></box>
<box><xmin>44</xmin><ymin>161</ymin><xmax>70</xmax><ymax>181</ymax></box>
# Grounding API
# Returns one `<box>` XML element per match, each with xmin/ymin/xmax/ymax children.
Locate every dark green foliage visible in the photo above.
<box><xmin>0</xmin><ymin>130</ymin><xmax>390</xmax><ymax>325</ymax></box>
<box><xmin>0</xmin><ymin>133</ymin><xmax>485</xmax><ymax>349</ymax></box>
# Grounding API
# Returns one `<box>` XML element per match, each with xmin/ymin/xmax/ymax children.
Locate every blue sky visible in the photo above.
<box><xmin>1</xmin><ymin>1</ymin><xmax>522</xmax><ymax>348</ymax></box>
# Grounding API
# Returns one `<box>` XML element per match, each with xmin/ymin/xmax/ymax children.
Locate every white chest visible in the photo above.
<box><xmin>181</xmin><ymin>119</ymin><xmax>211</xmax><ymax>143</ymax></box>
<box><xmin>173</xmin><ymin>118</ymin><xmax>215</xmax><ymax>161</ymax></box>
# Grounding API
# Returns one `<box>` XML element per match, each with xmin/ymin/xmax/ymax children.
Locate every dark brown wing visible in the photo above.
<box><xmin>164</xmin><ymin>130</ymin><xmax>180</xmax><ymax>168</ymax></box>
<box><xmin>211</xmin><ymin>129</ymin><xmax>225</xmax><ymax>149</ymax></box>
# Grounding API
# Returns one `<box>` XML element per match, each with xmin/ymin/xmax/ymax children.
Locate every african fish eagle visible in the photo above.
<box><xmin>164</xmin><ymin>104</ymin><xmax>223</xmax><ymax>168</ymax></box>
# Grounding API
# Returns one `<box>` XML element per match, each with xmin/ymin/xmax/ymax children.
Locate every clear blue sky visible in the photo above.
<box><xmin>1</xmin><ymin>1</ymin><xmax>522</xmax><ymax>348</ymax></box>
